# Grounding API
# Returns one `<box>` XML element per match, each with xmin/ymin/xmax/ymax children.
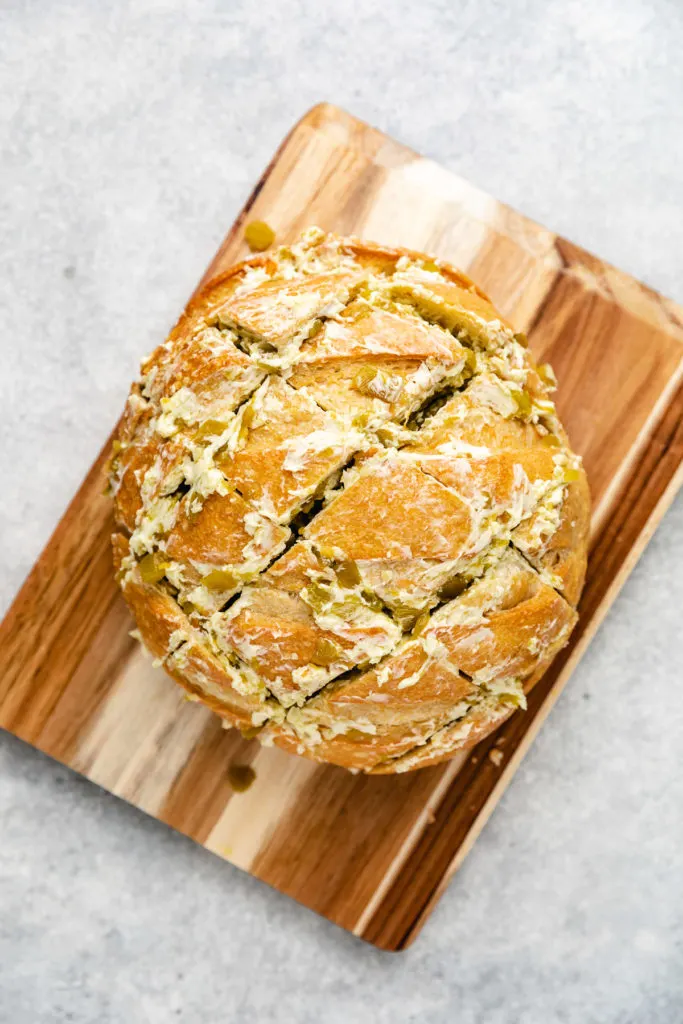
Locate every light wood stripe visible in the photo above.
<box><xmin>205</xmin><ymin>748</ymin><xmax>318</xmax><ymax>870</ymax></box>
<box><xmin>73</xmin><ymin>651</ymin><xmax>212</xmax><ymax>816</ymax></box>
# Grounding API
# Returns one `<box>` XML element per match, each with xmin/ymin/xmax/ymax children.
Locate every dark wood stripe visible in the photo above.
<box><xmin>251</xmin><ymin>760</ymin><xmax>446</xmax><ymax>931</ymax></box>
<box><xmin>159</xmin><ymin>718</ymin><xmax>257</xmax><ymax>843</ymax></box>
<box><xmin>35</xmin><ymin>592</ymin><xmax>136</xmax><ymax>763</ymax></box>
<box><xmin>0</xmin><ymin>439</ymin><xmax>115</xmax><ymax>738</ymax></box>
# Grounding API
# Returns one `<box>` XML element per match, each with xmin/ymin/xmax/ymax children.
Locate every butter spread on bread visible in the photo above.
<box><xmin>109</xmin><ymin>230</ymin><xmax>589</xmax><ymax>773</ymax></box>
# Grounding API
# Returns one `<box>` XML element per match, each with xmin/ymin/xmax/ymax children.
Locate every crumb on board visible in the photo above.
<box><xmin>245</xmin><ymin>220</ymin><xmax>276</xmax><ymax>251</ymax></box>
<box><xmin>227</xmin><ymin>763</ymin><xmax>257</xmax><ymax>792</ymax></box>
<box><xmin>488</xmin><ymin>749</ymin><xmax>504</xmax><ymax>767</ymax></box>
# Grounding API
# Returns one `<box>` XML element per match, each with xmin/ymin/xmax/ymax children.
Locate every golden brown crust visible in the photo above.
<box><xmin>164</xmin><ymin>643</ymin><xmax>258</xmax><ymax>729</ymax></box>
<box><xmin>111</xmin><ymin>228</ymin><xmax>589</xmax><ymax>773</ymax></box>
<box><xmin>112</xmin><ymin>532</ymin><xmax>263</xmax><ymax>728</ymax></box>
<box><xmin>215</xmin><ymin>377</ymin><xmax>359</xmax><ymax>520</ymax></box>
<box><xmin>512</xmin><ymin>472</ymin><xmax>590</xmax><ymax>607</ymax></box>
<box><xmin>368</xmin><ymin>650</ymin><xmax>560</xmax><ymax>774</ymax></box>
<box><xmin>305</xmin><ymin>456</ymin><xmax>474</xmax><ymax>561</ymax></box>
<box><xmin>341</xmin><ymin>239</ymin><xmax>491</xmax><ymax>300</ymax></box>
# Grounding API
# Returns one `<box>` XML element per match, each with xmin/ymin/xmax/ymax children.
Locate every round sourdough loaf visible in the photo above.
<box><xmin>110</xmin><ymin>228</ymin><xmax>589</xmax><ymax>773</ymax></box>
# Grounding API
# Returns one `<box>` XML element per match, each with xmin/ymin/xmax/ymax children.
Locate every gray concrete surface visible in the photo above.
<box><xmin>1</xmin><ymin>0</ymin><xmax>682</xmax><ymax>1021</ymax></box>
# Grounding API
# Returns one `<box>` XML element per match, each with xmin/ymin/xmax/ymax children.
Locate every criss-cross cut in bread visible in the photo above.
<box><xmin>110</xmin><ymin>229</ymin><xmax>589</xmax><ymax>773</ymax></box>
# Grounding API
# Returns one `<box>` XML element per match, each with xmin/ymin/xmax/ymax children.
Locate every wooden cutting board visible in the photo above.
<box><xmin>2</xmin><ymin>104</ymin><xmax>682</xmax><ymax>950</ymax></box>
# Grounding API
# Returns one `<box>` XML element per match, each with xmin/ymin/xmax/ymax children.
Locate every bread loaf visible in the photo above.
<box><xmin>110</xmin><ymin>229</ymin><xmax>589</xmax><ymax>773</ymax></box>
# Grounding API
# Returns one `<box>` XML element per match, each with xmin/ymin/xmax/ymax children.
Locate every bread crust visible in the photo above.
<box><xmin>111</xmin><ymin>229</ymin><xmax>590</xmax><ymax>772</ymax></box>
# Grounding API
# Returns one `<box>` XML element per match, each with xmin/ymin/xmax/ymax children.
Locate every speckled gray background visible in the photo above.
<box><xmin>1</xmin><ymin>1</ymin><xmax>682</xmax><ymax>1021</ymax></box>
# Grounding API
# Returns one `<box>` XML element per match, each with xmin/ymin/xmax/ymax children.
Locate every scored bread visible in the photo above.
<box><xmin>110</xmin><ymin>228</ymin><xmax>590</xmax><ymax>773</ymax></box>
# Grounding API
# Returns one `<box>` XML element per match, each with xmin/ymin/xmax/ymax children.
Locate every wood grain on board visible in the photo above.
<box><xmin>1</xmin><ymin>104</ymin><xmax>682</xmax><ymax>950</ymax></box>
